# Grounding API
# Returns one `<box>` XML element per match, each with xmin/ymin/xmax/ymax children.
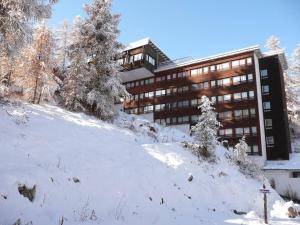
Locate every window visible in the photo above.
<box><xmin>155</xmin><ymin>104</ymin><xmax>165</xmax><ymax>112</ymax></box>
<box><xmin>178</xmin><ymin>86</ymin><xmax>189</xmax><ymax>93</ymax></box>
<box><xmin>134</xmin><ymin>53</ymin><xmax>143</xmax><ymax>61</ymax></box>
<box><xmin>241</xmin><ymin>92</ymin><xmax>248</xmax><ymax>100</ymax></box>
<box><xmin>145</xmin><ymin>78</ymin><xmax>154</xmax><ymax>84</ymax></box>
<box><xmin>191</xmin><ymin>69</ymin><xmax>197</xmax><ymax>77</ymax></box>
<box><xmin>232</xmin><ymin>58</ymin><xmax>247</xmax><ymax>68</ymax></box>
<box><xmin>146</xmin><ymin>54</ymin><xmax>155</xmax><ymax>65</ymax></box>
<box><xmin>291</xmin><ymin>172</ymin><xmax>300</xmax><ymax>178</ymax></box>
<box><xmin>217</xmin><ymin>79</ymin><xmax>223</xmax><ymax>86</ymax></box>
<box><xmin>224</xmin><ymin>94</ymin><xmax>231</xmax><ymax>102</ymax></box>
<box><xmin>235</xmin><ymin>128</ymin><xmax>244</xmax><ymax>137</ymax></box>
<box><xmin>219</xmin><ymin>111</ymin><xmax>232</xmax><ymax>120</ymax></box>
<box><xmin>266</xmin><ymin>136</ymin><xmax>275</xmax><ymax>146</ymax></box>
<box><xmin>260</xmin><ymin>69</ymin><xmax>268</xmax><ymax>78</ymax></box>
<box><xmin>233</xmin><ymin>76</ymin><xmax>241</xmax><ymax>84</ymax></box>
<box><xmin>248</xmin><ymin>74</ymin><xmax>253</xmax><ymax>81</ymax></box>
<box><xmin>232</xmin><ymin>60</ymin><xmax>240</xmax><ymax>68</ymax></box>
<box><xmin>234</xmin><ymin>109</ymin><xmax>249</xmax><ymax>119</ymax></box>
<box><xmin>155</xmin><ymin>89</ymin><xmax>166</xmax><ymax>97</ymax></box>
<box><xmin>144</xmin><ymin>91</ymin><xmax>154</xmax><ymax>98</ymax></box>
<box><xmin>191</xmin><ymin>84</ymin><xmax>198</xmax><ymax>90</ymax></box>
<box><xmin>178</xmin><ymin>100</ymin><xmax>189</xmax><ymax>108</ymax></box>
<box><xmin>210</xmin><ymin>65</ymin><xmax>216</xmax><ymax>72</ymax></box>
<box><xmin>217</xmin><ymin>62</ymin><xmax>230</xmax><ymax>71</ymax></box>
<box><xmin>262</xmin><ymin>85</ymin><xmax>269</xmax><ymax>95</ymax></box>
<box><xmin>234</xmin><ymin>93</ymin><xmax>242</xmax><ymax>102</ymax></box>
<box><xmin>172</xmin><ymin>87</ymin><xmax>177</xmax><ymax>94</ymax></box>
<box><xmin>204</xmin><ymin>82</ymin><xmax>209</xmax><ymax>89</ymax></box>
<box><xmin>251</xmin><ymin>126</ymin><xmax>257</xmax><ymax>135</ymax></box>
<box><xmin>177</xmin><ymin>72</ymin><xmax>184</xmax><ymax>78</ymax></box>
<box><xmin>203</xmin><ymin>67</ymin><xmax>209</xmax><ymax>74</ymax></box>
<box><xmin>219</xmin><ymin>128</ymin><xmax>233</xmax><ymax>137</ymax></box>
<box><xmin>178</xmin><ymin>116</ymin><xmax>189</xmax><ymax>123</ymax></box>
<box><xmin>144</xmin><ymin>105</ymin><xmax>154</xmax><ymax>113</ymax></box>
<box><xmin>173</xmin><ymin>73</ymin><xmax>177</xmax><ymax>79</ymax></box>
<box><xmin>211</xmin><ymin>80</ymin><xmax>216</xmax><ymax>87</ymax></box>
<box><xmin>171</xmin><ymin>117</ymin><xmax>177</xmax><ymax>124</ymax></box>
<box><xmin>249</xmin><ymin>91</ymin><xmax>255</xmax><ymax>99</ymax></box>
<box><xmin>242</xmin><ymin>109</ymin><xmax>249</xmax><ymax>117</ymax></box>
<box><xmin>140</xmin><ymin>80</ymin><xmax>145</xmax><ymax>85</ymax></box>
<box><xmin>191</xmin><ymin>98</ymin><xmax>201</xmax><ymax>106</ymax></box>
<box><xmin>167</xmin><ymin>74</ymin><xmax>171</xmax><ymax>80</ymax></box>
<box><xmin>191</xmin><ymin>68</ymin><xmax>202</xmax><ymax>77</ymax></box>
<box><xmin>244</xmin><ymin>127</ymin><xmax>250</xmax><ymax>135</ymax></box>
<box><xmin>166</xmin><ymin>88</ymin><xmax>171</xmax><ymax>95</ymax></box>
<box><xmin>166</xmin><ymin>118</ymin><xmax>171</xmax><ymax>124</ymax></box>
<box><xmin>263</xmin><ymin>101</ymin><xmax>271</xmax><ymax>111</ymax></box>
<box><xmin>265</xmin><ymin>119</ymin><xmax>272</xmax><ymax>129</ymax></box>
<box><xmin>223</xmin><ymin>78</ymin><xmax>231</xmax><ymax>86</ymax></box>
<box><xmin>252</xmin><ymin>145</ymin><xmax>259</xmax><ymax>153</ymax></box>
<box><xmin>246</xmin><ymin>57</ymin><xmax>252</xmax><ymax>65</ymax></box>
<box><xmin>218</xmin><ymin>94</ymin><xmax>231</xmax><ymax>103</ymax></box>
<box><xmin>250</xmin><ymin>108</ymin><xmax>256</xmax><ymax>117</ymax></box>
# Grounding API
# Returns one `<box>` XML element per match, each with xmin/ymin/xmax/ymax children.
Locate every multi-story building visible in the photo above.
<box><xmin>118</xmin><ymin>38</ymin><xmax>291</xmax><ymax>163</ymax></box>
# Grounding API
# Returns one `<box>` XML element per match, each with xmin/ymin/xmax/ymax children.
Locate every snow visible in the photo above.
<box><xmin>0</xmin><ymin>102</ymin><xmax>299</xmax><ymax>225</ymax></box>
<box><xmin>123</xmin><ymin>37</ymin><xmax>150</xmax><ymax>51</ymax></box>
<box><xmin>263</xmin><ymin>153</ymin><xmax>300</xmax><ymax>170</ymax></box>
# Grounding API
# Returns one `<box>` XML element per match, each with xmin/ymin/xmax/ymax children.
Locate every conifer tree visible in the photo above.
<box><xmin>265</xmin><ymin>35</ymin><xmax>281</xmax><ymax>51</ymax></box>
<box><xmin>0</xmin><ymin>0</ymin><xmax>57</xmax><ymax>98</ymax></box>
<box><xmin>62</xmin><ymin>16</ymin><xmax>88</xmax><ymax>110</ymax></box>
<box><xmin>55</xmin><ymin>19</ymin><xmax>70</xmax><ymax>80</ymax></box>
<box><xmin>190</xmin><ymin>96</ymin><xmax>221</xmax><ymax>158</ymax></box>
<box><xmin>13</xmin><ymin>24</ymin><xmax>57</xmax><ymax>103</ymax></box>
<box><xmin>233</xmin><ymin>136</ymin><xmax>248</xmax><ymax>165</ymax></box>
<box><xmin>63</xmin><ymin>0</ymin><xmax>128</xmax><ymax>120</ymax></box>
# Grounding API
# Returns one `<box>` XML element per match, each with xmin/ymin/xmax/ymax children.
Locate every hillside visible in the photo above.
<box><xmin>0</xmin><ymin>102</ymin><xmax>299</xmax><ymax>225</ymax></box>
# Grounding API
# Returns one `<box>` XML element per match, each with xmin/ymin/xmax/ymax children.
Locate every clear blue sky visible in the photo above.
<box><xmin>50</xmin><ymin>0</ymin><xmax>300</xmax><ymax>59</ymax></box>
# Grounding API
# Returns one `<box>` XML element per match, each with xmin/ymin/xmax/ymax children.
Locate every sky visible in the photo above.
<box><xmin>50</xmin><ymin>0</ymin><xmax>300</xmax><ymax>60</ymax></box>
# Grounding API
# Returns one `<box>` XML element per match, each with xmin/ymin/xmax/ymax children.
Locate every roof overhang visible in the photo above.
<box><xmin>155</xmin><ymin>45</ymin><xmax>260</xmax><ymax>72</ymax></box>
<box><xmin>259</xmin><ymin>49</ymin><xmax>288</xmax><ymax>70</ymax></box>
<box><xmin>122</xmin><ymin>37</ymin><xmax>170</xmax><ymax>61</ymax></box>
<box><xmin>119</xmin><ymin>67</ymin><xmax>154</xmax><ymax>83</ymax></box>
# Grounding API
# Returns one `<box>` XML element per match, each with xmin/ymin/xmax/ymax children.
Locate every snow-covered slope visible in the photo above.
<box><xmin>0</xmin><ymin>103</ymin><xmax>299</xmax><ymax>225</ymax></box>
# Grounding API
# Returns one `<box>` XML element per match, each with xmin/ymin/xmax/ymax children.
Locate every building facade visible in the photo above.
<box><xmin>118</xmin><ymin>38</ymin><xmax>291</xmax><ymax>162</ymax></box>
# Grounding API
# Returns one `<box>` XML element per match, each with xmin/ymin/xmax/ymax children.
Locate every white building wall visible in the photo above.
<box><xmin>263</xmin><ymin>170</ymin><xmax>300</xmax><ymax>198</ymax></box>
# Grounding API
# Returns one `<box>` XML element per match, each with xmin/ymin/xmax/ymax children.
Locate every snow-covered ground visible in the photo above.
<box><xmin>0</xmin><ymin>102</ymin><xmax>299</xmax><ymax>225</ymax></box>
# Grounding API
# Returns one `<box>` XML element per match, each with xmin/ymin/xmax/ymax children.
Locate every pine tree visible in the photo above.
<box><xmin>233</xmin><ymin>136</ymin><xmax>248</xmax><ymax>165</ymax></box>
<box><xmin>190</xmin><ymin>96</ymin><xmax>221</xmax><ymax>158</ymax></box>
<box><xmin>0</xmin><ymin>0</ymin><xmax>58</xmax><ymax>54</ymax></box>
<box><xmin>12</xmin><ymin>24</ymin><xmax>57</xmax><ymax>103</ymax></box>
<box><xmin>55</xmin><ymin>19</ymin><xmax>70</xmax><ymax>80</ymax></box>
<box><xmin>290</xmin><ymin>44</ymin><xmax>300</xmax><ymax>76</ymax></box>
<box><xmin>265</xmin><ymin>35</ymin><xmax>281</xmax><ymax>51</ymax></box>
<box><xmin>62</xmin><ymin>16</ymin><xmax>89</xmax><ymax>111</ymax></box>
<box><xmin>287</xmin><ymin>44</ymin><xmax>300</xmax><ymax>138</ymax></box>
<box><xmin>0</xmin><ymin>0</ymin><xmax>57</xmax><ymax>98</ymax></box>
<box><xmin>63</xmin><ymin>0</ymin><xmax>128</xmax><ymax>120</ymax></box>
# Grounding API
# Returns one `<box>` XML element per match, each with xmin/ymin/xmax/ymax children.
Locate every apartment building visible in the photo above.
<box><xmin>118</xmin><ymin>38</ymin><xmax>291</xmax><ymax>162</ymax></box>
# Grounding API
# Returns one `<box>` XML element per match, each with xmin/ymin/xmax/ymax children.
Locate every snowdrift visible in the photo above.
<box><xmin>0</xmin><ymin>102</ymin><xmax>299</xmax><ymax>225</ymax></box>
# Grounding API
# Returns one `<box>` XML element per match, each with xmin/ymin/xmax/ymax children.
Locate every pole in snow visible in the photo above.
<box><xmin>259</xmin><ymin>184</ymin><xmax>270</xmax><ymax>224</ymax></box>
